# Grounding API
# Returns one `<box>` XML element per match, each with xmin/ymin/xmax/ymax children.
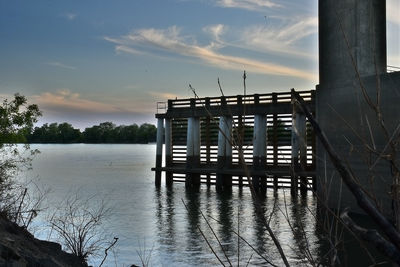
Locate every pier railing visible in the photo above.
<box><xmin>152</xmin><ymin>90</ymin><xmax>316</xmax><ymax>195</ymax></box>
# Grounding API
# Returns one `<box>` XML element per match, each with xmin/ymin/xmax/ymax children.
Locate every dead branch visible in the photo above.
<box><xmin>340</xmin><ymin>209</ymin><xmax>400</xmax><ymax>264</ymax></box>
<box><xmin>99</xmin><ymin>237</ymin><xmax>118</xmax><ymax>267</ymax></box>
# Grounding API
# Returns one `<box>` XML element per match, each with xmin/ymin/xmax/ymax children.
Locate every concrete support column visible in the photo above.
<box><xmin>238</xmin><ymin>113</ymin><xmax>244</xmax><ymax>187</ymax></box>
<box><xmin>298</xmin><ymin>113</ymin><xmax>307</xmax><ymax>195</ymax></box>
<box><xmin>217</xmin><ymin>116</ymin><xmax>232</xmax><ymax>190</ymax></box>
<box><xmin>224</xmin><ymin>116</ymin><xmax>233</xmax><ymax>188</ymax></box>
<box><xmin>253</xmin><ymin>114</ymin><xmax>267</xmax><ymax>192</ymax></box>
<box><xmin>291</xmin><ymin>100</ymin><xmax>308</xmax><ymax>195</ymax></box>
<box><xmin>291</xmin><ymin>108</ymin><xmax>300</xmax><ymax>195</ymax></box>
<box><xmin>272</xmin><ymin>93</ymin><xmax>278</xmax><ymax>190</ymax></box>
<box><xmin>186</xmin><ymin>117</ymin><xmax>200</xmax><ymax>188</ymax></box>
<box><xmin>155</xmin><ymin>117</ymin><xmax>164</xmax><ymax>186</ymax></box>
<box><xmin>319</xmin><ymin>0</ymin><xmax>386</xmax><ymax>87</ymax></box>
<box><xmin>165</xmin><ymin>118</ymin><xmax>173</xmax><ymax>186</ymax></box>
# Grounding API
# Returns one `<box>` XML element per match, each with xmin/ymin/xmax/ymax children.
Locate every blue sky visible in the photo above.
<box><xmin>1</xmin><ymin>0</ymin><xmax>399</xmax><ymax>128</ymax></box>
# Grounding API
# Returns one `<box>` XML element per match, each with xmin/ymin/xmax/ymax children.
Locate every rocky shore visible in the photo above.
<box><xmin>0</xmin><ymin>215</ymin><xmax>88</xmax><ymax>267</ymax></box>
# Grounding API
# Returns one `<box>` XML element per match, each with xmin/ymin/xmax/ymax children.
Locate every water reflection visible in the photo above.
<box><xmin>154</xmin><ymin>184</ymin><xmax>323</xmax><ymax>266</ymax></box>
<box><xmin>155</xmin><ymin>187</ymin><xmax>176</xmax><ymax>253</ymax></box>
<box><xmin>25</xmin><ymin>144</ymin><xmax>382</xmax><ymax>266</ymax></box>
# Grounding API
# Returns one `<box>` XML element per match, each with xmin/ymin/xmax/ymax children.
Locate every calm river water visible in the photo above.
<box><xmin>22</xmin><ymin>144</ymin><xmax>324</xmax><ymax>266</ymax></box>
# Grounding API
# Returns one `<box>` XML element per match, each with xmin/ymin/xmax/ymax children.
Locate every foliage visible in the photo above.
<box><xmin>48</xmin><ymin>193</ymin><xmax>112</xmax><ymax>264</ymax></box>
<box><xmin>0</xmin><ymin>93</ymin><xmax>41</xmax><ymax>145</ymax></box>
<box><xmin>27</xmin><ymin>122</ymin><xmax>157</xmax><ymax>144</ymax></box>
<box><xmin>0</xmin><ymin>93</ymin><xmax>42</xmax><ymax>225</ymax></box>
<box><xmin>28</xmin><ymin>122</ymin><xmax>81</xmax><ymax>143</ymax></box>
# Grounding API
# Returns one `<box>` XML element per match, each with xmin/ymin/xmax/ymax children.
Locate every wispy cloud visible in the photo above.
<box><xmin>104</xmin><ymin>25</ymin><xmax>316</xmax><ymax>81</ymax></box>
<box><xmin>46</xmin><ymin>62</ymin><xmax>76</xmax><ymax>70</ymax></box>
<box><xmin>215</xmin><ymin>0</ymin><xmax>282</xmax><ymax>10</ymax></box>
<box><xmin>33</xmin><ymin>89</ymin><xmax>122</xmax><ymax>113</ymax></box>
<box><xmin>149</xmin><ymin>91</ymin><xmax>182</xmax><ymax>100</ymax></box>
<box><xmin>63</xmin><ymin>12</ymin><xmax>77</xmax><ymax>21</ymax></box>
<box><xmin>239</xmin><ymin>16</ymin><xmax>318</xmax><ymax>58</ymax></box>
<box><xmin>33</xmin><ymin>89</ymin><xmax>159</xmax><ymax>115</ymax></box>
<box><xmin>203</xmin><ymin>24</ymin><xmax>227</xmax><ymax>45</ymax></box>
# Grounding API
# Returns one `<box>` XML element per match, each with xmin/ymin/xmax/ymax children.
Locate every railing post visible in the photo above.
<box><xmin>165</xmin><ymin>118</ymin><xmax>173</xmax><ymax>186</ymax></box>
<box><xmin>155</xmin><ymin>117</ymin><xmax>164</xmax><ymax>187</ymax></box>
<box><xmin>167</xmin><ymin>99</ymin><xmax>173</xmax><ymax>111</ymax></box>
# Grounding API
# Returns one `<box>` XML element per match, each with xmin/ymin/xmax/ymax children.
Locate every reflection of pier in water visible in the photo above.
<box><xmin>153</xmin><ymin>186</ymin><xmax>319</xmax><ymax>266</ymax></box>
<box><xmin>152</xmin><ymin>90</ymin><xmax>316</xmax><ymax>195</ymax></box>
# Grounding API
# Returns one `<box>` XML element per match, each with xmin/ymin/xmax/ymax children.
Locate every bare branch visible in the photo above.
<box><xmin>341</xmin><ymin>209</ymin><xmax>400</xmax><ymax>264</ymax></box>
<box><xmin>292</xmin><ymin>89</ymin><xmax>400</xmax><ymax>252</ymax></box>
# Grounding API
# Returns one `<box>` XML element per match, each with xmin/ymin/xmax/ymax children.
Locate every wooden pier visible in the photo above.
<box><xmin>152</xmin><ymin>90</ymin><xmax>316</xmax><ymax>194</ymax></box>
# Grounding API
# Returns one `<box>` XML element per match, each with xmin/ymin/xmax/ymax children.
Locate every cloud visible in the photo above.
<box><xmin>215</xmin><ymin>0</ymin><xmax>282</xmax><ymax>10</ymax></box>
<box><xmin>104</xmin><ymin>26</ymin><xmax>316</xmax><ymax>81</ymax></box>
<box><xmin>203</xmin><ymin>24</ymin><xmax>227</xmax><ymax>43</ymax></box>
<box><xmin>387</xmin><ymin>0</ymin><xmax>400</xmax><ymax>25</ymax></box>
<box><xmin>33</xmin><ymin>89</ymin><xmax>123</xmax><ymax>114</ymax></box>
<box><xmin>63</xmin><ymin>13</ymin><xmax>77</xmax><ymax>21</ymax></box>
<box><xmin>239</xmin><ymin>16</ymin><xmax>318</xmax><ymax>58</ymax></box>
<box><xmin>32</xmin><ymin>89</ymin><xmax>162</xmax><ymax>118</ymax></box>
<box><xmin>149</xmin><ymin>91</ymin><xmax>182</xmax><ymax>100</ymax></box>
<box><xmin>115</xmin><ymin>45</ymin><xmax>144</xmax><ymax>55</ymax></box>
<box><xmin>46</xmin><ymin>62</ymin><xmax>76</xmax><ymax>70</ymax></box>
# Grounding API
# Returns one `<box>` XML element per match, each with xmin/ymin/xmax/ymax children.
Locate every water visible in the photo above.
<box><xmin>21</xmin><ymin>144</ymin><xmax>323</xmax><ymax>266</ymax></box>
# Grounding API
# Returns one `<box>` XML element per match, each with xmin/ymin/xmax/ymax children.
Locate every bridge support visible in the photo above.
<box><xmin>186</xmin><ymin>116</ymin><xmax>200</xmax><ymax>189</ymax></box>
<box><xmin>217</xmin><ymin>115</ymin><xmax>232</xmax><ymax>191</ymax></box>
<box><xmin>291</xmin><ymin>100</ymin><xmax>307</xmax><ymax>195</ymax></box>
<box><xmin>253</xmin><ymin>114</ymin><xmax>267</xmax><ymax>192</ymax></box>
<box><xmin>155</xmin><ymin>117</ymin><xmax>164</xmax><ymax>187</ymax></box>
<box><xmin>165</xmin><ymin>118</ymin><xmax>173</xmax><ymax>186</ymax></box>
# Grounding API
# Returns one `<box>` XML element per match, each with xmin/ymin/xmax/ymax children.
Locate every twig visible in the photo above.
<box><xmin>198</xmin><ymin>203</ymin><xmax>233</xmax><ymax>266</ymax></box>
<box><xmin>207</xmin><ymin>214</ymin><xmax>278</xmax><ymax>267</ymax></box>
<box><xmin>292</xmin><ymin>89</ymin><xmax>400</xmax><ymax>253</ymax></box>
<box><xmin>99</xmin><ymin>237</ymin><xmax>118</xmax><ymax>267</ymax></box>
<box><xmin>181</xmin><ymin>199</ymin><xmax>226</xmax><ymax>267</ymax></box>
<box><xmin>340</xmin><ymin>209</ymin><xmax>400</xmax><ymax>264</ymax></box>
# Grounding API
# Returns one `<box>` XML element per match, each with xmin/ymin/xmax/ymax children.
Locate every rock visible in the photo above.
<box><xmin>0</xmin><ymin>215</ymin><xmax>88</xmax><ymax>267</ymax></box>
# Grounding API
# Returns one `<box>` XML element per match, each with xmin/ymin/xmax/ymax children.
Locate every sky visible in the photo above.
<box><xmin>0</xmin><ymin>0</ymin><xmax>399</xmax><ymax>129</ymax></box>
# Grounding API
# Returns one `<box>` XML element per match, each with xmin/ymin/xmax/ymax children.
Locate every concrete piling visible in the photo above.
<box><xmin>155</xmin><ymin>117</ymin><xmax>164</xmax><ymax>187</ymax></box>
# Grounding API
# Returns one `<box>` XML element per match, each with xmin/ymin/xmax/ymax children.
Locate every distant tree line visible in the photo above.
<box><xmin>26</xmin><ymin>122</ymin><xmax>157</xmax><ymax>144</ymax></box>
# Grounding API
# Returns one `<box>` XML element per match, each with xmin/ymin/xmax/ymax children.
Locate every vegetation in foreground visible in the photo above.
<box><xmin>0</xmin><ymin>94</ymin><xmax>117</xmax><ymax>266</ymax></box>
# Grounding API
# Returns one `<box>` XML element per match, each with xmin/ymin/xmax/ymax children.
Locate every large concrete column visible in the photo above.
<box><xmin>186</xmin><ymin>117</ymin><xmax>200</xmax><ymax>188</ymax></box>
<box><xmin>253</xmin><ymin>114</ymin><xmax>267</xmax><ymax>192</ymax></box>
<box><xmin>216</xmin><ymin>116</ymin><xmax>232</xmax><ymax>190</ymax></box>
<box><xmin>155</xmin><ymin>118</ymin><xmax>164</xmax><ymax>186</ymax></box>
<box><xmin>165</xmin><ymin>118</ymin><xmax>173</xmax><ymax>186</ymax></box>
<box><xmin>319</xmin><ymin>0</ymin><xmax>386</xmax><ymax>87</ymax></box>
